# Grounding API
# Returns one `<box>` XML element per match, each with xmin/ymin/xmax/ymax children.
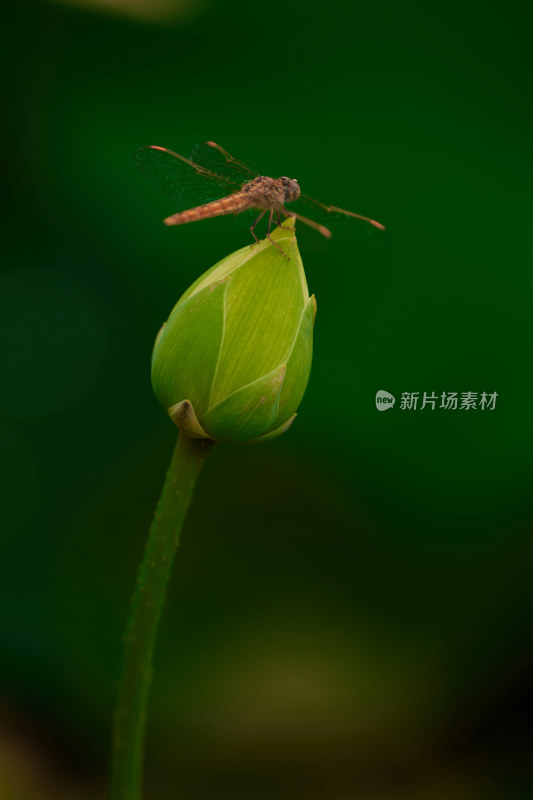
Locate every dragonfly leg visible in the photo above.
<box><xmin>277</xmin><ymin>207</ymin><xmax>296</xmax><ymax>232</ymax></box>
<box><xmin>267</xmin><ymin>209</ymin><xmax>273</xmax><ymax>236</ymax></box>
<box><xmin>250</xmin><ymin>209</ymin><xmax>267</xmax><ymax>245</ymax></box>
<box><xmin>282</xmin><ymin>208</ymin><xmax>331</xmax><ymax>239</ymax></box>
<box><xmin>266</xmin><ymin>209</ymin><xmax>291</xmax><ymax>259</ymax></box>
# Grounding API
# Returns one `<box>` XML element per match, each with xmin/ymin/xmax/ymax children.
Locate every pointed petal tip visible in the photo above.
<box><xmin>309</xmin><ymin>294</ymin><xmax>317</xmax><ymax>321</ymax></box>
<box><xmin>282</xmin><ymin>215</ymin><xmax>296</xmax><ymax>230</ymax></box>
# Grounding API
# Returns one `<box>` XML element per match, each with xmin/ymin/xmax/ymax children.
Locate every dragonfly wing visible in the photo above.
<box><xmin>135</xmin><ymin>145</ymin><xmax>244</xmax><ymax>210</ymax></box>
<box><xmin>285</xmin><ymin>194</ymin><xmax>387</xmax><ymax>245</ymax></box>
<box><xmin>189</xmin><ymin>141</ymin><xmax>260</xmax><ymax>181</ymax></box>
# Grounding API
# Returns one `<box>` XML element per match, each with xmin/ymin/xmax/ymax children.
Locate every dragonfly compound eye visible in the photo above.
<box><xmin>280</xmin><ymin>176</ymin><xmax>300</xmax><ymax>201</ymax></box>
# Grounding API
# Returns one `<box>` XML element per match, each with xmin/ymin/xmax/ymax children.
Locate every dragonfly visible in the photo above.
<box><xmin>135</xmin><ymin>141</ymin><xmax>386</xmax><ymax>255</ymax></box>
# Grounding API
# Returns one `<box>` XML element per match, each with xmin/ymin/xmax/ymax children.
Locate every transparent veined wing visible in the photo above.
<box><xmin>284</xmin><ymin>193</ymin><xmax>387</xmax><ymax>245</ymax></box>
<box><xmin>135</xmin><ymin>145</ymin><xmax>245</xmax><ymax>211</ymax></box>
<box><xmin>189</xmin><ymin>141</ymin><xmax>260</xmax><ymax>182</ymax></box>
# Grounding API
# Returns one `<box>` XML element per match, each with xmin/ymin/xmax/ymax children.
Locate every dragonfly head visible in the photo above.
<box><xmin>279</xmin><ymin>176</ymin><xmax>300</xmax><ymax>202</ymax></box>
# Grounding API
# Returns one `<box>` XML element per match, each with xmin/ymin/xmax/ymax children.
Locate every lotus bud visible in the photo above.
<box><xmin>151</xmin><ymin>218</ymin><xmax>316</xmax><ymax>444</ymax></box>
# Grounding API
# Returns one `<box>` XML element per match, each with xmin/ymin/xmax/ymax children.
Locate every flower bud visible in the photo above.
<box><xmin>151</xmin><ymin>219</ymin><xmax>316</xmax><ymax>444</ymax></box>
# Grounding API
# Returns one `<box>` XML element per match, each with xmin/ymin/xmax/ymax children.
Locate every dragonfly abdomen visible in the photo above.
<box><xmin>163</xmin><ymin>192</ymin><xmax>251</xmax><ymax>227</ymax></box>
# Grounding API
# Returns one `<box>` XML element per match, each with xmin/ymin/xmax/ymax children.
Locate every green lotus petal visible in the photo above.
<box><xmin>200</xmin><ymin>364</ymin><xmax>286</xmax><ymax>444</ymax></box>
<box><xmin>181</xmin><ymin>217</ymin><xmax>304</xmax><ymax>303</ymax></box>
<box><xmin>179</xmin><ymin>241</ymin><xmax>265</xmax><ymax>304</ymax></box>
<box><xmin>151</xmin><ymin>278</ymin><xmax>229</xmax><ymax>415</ymax></box>
<box><xmin>211</xmin><ymin>227</ymin><xmax>308</xmax><ymax>407</ymax></box>
<box><xmin>245</xmin><ymin>413</ymin><xmax>297</xmax><ymax>445</ymax></box>
<box><xmin>274</xmin><ymin>294</ymin><xmax>317</xmax><ymax>428</ymax></box>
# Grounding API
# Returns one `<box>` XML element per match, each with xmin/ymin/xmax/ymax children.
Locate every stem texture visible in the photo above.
<box><xmin>110</xmin><ymin>432</ymin><xmax>214</xmax><ymax>800</ymax></box>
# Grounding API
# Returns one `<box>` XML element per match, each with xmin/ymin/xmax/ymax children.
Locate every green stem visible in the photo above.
<box><xmin>110</xmin><ymin>432</ymin><xmax>214</xmax><ymax>800</ymax></box>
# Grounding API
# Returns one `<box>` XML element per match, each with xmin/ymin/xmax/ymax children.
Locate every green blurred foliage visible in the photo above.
<box><xmin>1</xmin><ymin>0</ymin><xmax>532</xmax><ymax>797</ymax></box>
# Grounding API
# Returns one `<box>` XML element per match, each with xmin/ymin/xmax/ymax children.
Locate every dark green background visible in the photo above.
<box><xmin>1</xmin><ymin>0</ymin><xmax>532</xmax><ymax>797</ymax></box>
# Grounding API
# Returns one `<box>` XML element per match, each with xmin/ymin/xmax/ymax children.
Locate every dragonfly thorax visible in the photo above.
<box><xmin>242</xmin><ymin>175</ymin><xmax>300</xmax><ymax>209</ymax></box>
